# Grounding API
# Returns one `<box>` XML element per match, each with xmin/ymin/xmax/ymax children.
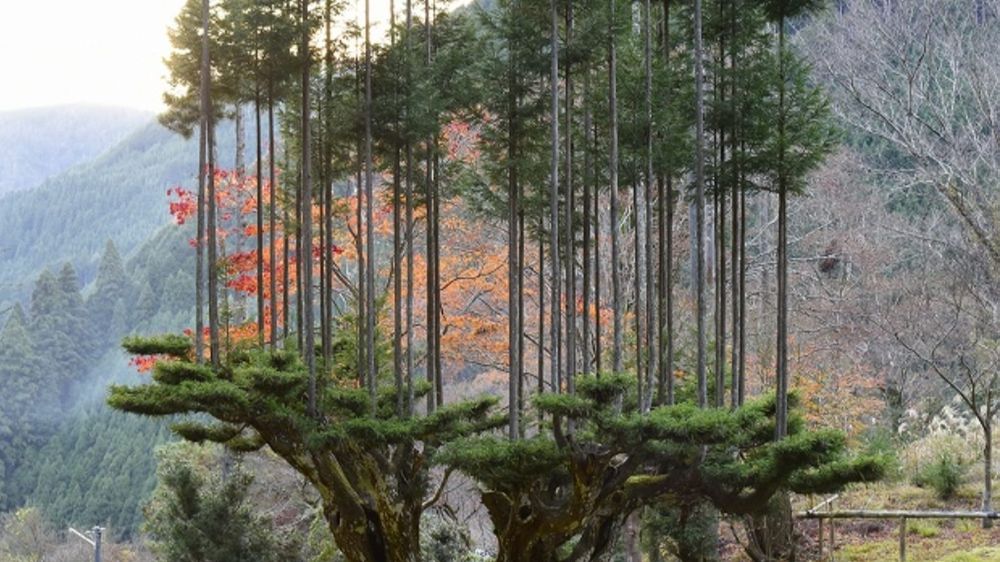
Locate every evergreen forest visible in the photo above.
<box><xmin>2</xmin><ymin>0</ymin><xmax>1000</xmax><ymax>560</ymax></box>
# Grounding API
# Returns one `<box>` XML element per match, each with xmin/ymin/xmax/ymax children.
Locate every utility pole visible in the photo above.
<box><xmin>69</xmin><ymin>526</ymin><xmax>103</xmax><ymax>562</ymax></box>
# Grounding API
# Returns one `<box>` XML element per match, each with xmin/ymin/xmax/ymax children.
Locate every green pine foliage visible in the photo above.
<box><xmin>109</xmin><ymin>331</ymin><xmax>505</xmax><ymax>561</ymax></box>
<box><xmin>438</xmin><ymin>375</ymin><xmax>885</xmax><ymax>560</ymax></box>
<box><xmin>0</xmin><ymin>306</ymin><xmax>46</xmax><ymax>508</ymax></box>
<box><xmin>144</xmin><ymin>445</ymin><xmax>285</xmax><ymax>562</ymax></box>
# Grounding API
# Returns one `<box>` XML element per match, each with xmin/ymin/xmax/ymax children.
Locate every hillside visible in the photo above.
<box><xmin>0</xmin><ymin>105</ymin><xmax>150</xmax><ymax>196</ymax></box>
<box><xmin>0</xmin><ymin>118</ymin><xmax>236</xmax><ymax>307</ymax></box>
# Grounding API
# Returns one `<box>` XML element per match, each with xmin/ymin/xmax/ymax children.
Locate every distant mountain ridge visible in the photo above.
<box><xmin>0</xmin><ymin>114</ymin><xmax>236</xmax><ymax>307</ymax></box>
<box><xmin>0</xmin><ymin>105</ymin><xmax>151</xmax><ymax>195</ymax></box>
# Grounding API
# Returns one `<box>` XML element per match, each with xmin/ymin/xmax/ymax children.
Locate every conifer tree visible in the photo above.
<box><xmin>87</xmin><ymin>241</ymin><xmax>130</xmax><ymax>348</ymax></box>
<box><xmin>0</xmin><ymin>305</ymin><xmax>44</xmax><ymax>508</ymax></box>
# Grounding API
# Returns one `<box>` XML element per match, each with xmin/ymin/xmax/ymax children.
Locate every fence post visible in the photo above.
<box><xmin>818</xmin><ymin>516</ymin><xmax>824</xmax><ymax>558</ymax></box>
<box><xmin>829</xmin><ymin>498</ymin><xmax>836</xmax><ymax>561</ymax></box>
<box><xmin>899</xmin><ymin>517</ymin><xmax>906</xmax><ymax>562</ymax></box>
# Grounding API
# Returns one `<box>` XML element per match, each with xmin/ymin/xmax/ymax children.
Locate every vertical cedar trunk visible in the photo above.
<box><xmin>235</xmin><ymin>105</ymin><xmax>245</xmax><ymax>178</ymax></box>
<box><xmin>425</xmin><ymin>0</ymin><xmax>438</xmax><ymax>414</ymax></box>
<box><xmin>256</xmin><ymin>92</ymin><xmax>265</xmax><ymax>348</ymax></box>
<box><xmin>433</xmin><ymin>153</ymin><xmax>443</xmax><ymax>406</ymax></box>
<box><xmin>609</xmin><ymin>0</ymin><xmax>623</xmax><ymax>375</ymax></box>
<box><xmin>633</xmin><ymin>180</ymin><xmax>644</xmax><ymax>408</ymax></box>
<box><xmin>196</xmin><ymin>90</ymin><xmax>207</xmax><ymax>365</ymax></box>
<box><xmin>324</xmin><ymin>0</ymin><xmax>335</xmax><ymax>369</ymax></box>
<box><xmin>582</xmin><ymin>66</ymin><xmax>593</xmax><ymax>376</ymax></box>
<box><xmin>729</xmin><ymin>0</ymin><xmax>740</xmax><ymax>409</ymax></box>
<box><xmin>693</xmin><ymin>0</ymin><xmax>707</xmax><ymax>408</ymax></box>
<box><xmin>730</xmin><ymin>166</ymin><xmax>740</xmax><ymax>408</ymax></box>
<box><xmin>356</xmin><ymin>53</ymin><xmax>367</xmax><ymax>392</ymax></box>
<box><xmin>738</xmin><ymin>185</ymin><xmax>746</xmax><ymax>404</ymax></box>
<box><xmin>296</xmin><ymin>159</ymin><xmax>304</xmax><ymax>354</ymax></box>
<box><xmin>391</xmin><ymin>0</ymin><xmax>404</xmax><ymax>417</ymax></box>
<box><xmin>302</xmin><ymin>0</ymin><xmax>316</xmax><ymax>416</ymax></box>
<box><xmin>198</xmin><ymin>0</ymin><xmax>219</xmax><ymax>368</ymax></box>
<box><xmin>268</xmin><ymin>91</ymin><xmax>278</xmax><ymax>350</ymax></box>
<box><xmin>405</xmin><ymin>0</ymin><xmax>415</xmax><ymax>418</ymax></box>
<box><xmin>565</xmin><ymin>0</ymin><xmax>576</xmax><ymax>394</ymax></box>
<box><xmin>539</xmin><ymin>237</ymin><xmax>545</xmax><ymax>398</ymax></box>
<box><xmin>643</xmin><ymin>0</ymin><xmax>655</xmax><ymax>413</ymax></box>
<box><xmin>207</xmin><ymin>93</ymin><xmax>220</xmax><ymax>367</ymax></box>
<box><xmin>715</xmin><ymin>15</ymin><xmax>727</xmax><ymax>408</ymax></box>
<box><xmin>508</xmin><ymin>12</ymin><xmax>522</xmax><ymax>438</ymax></box>
<box><xmin>593</xmin><ymin>119</ymin><xmax>602</xmax><ymax>373</ymax></box>
<box><xmin>666</xmin><ymin>176</ymin><xmax>675</xmax><ymax>405</ymax></box>
<box><xmin>364</xmin><ymin>0</ymin><xmax>377</xmax><ymax>414</ymax></box>
<box><xmin>517</xmin><ymin>188</ymin><xmax>526</xmax><ymax>431</ymax></box>
<box><xmin>660</xmin><ymin>0</ymin><xmax>672</xmax><ymax>405</ymax></box>
<box><xmin>775</xmin><ymin>17</ymin><xmax>788</xmax><ymax>438</ymax></box>
<box><xmin>283</xmin><ymin>145</ymin><xmax>292</xmax><ymax>343</ymax></box>
<box><xmin>283</xmin><ymin>196</ymin><xmax>291</xmax><ymax>343</ymax></box>
<box><xmin>549</xmin><ymin>0</ymin><xmax>562</xmax><ymax>394</ymax></box>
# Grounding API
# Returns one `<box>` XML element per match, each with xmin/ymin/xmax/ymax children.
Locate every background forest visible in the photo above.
<box><xmin>0</xmin><ymin>0</ymin><xmax>999</xmax><ymax>560</ymax></box>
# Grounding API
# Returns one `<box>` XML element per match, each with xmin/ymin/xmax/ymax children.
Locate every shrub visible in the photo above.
<box><xmin>915</xmin><ymin>452</ymin><xmax>967</xmax><ymax>500</ymax></box>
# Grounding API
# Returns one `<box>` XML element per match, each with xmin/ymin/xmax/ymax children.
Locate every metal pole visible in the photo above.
<box><xmin>93</xmin><ymin>526</ymin><xmax>102</xmax><ymax>562</ymax></box>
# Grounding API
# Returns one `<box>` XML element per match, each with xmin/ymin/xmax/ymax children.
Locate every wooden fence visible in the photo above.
<box><xmin>796</xmin><ymin>495</ymin><xmax>997</xmax><ymax>561</ymax></box>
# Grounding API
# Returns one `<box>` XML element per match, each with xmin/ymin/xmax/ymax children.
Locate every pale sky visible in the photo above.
<box><xmin>0</xmin><ymin>0</ymin><xmax>403</xmax><ymax>113</ymax></box>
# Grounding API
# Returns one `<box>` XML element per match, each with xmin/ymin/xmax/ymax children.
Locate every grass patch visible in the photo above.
<box><xmin>938</xmin><ymin>548</ymin><xmax>1000</xmax><ymax>562</ymax></box>
<box><xmin>908</xmin><ymin>519</ymin><xmax>939</xmax><ymax>538</ymax></box>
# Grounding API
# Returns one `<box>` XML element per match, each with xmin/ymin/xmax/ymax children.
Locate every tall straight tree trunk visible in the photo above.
<box><xmin>738</xmin><ymin>184</ymin><xmax>746</xmax><ymax>404</ymax></box>
<box><xmin>609</xmin><ymin>0</ymin><xmax>623</xmax><ymax>375</ymax></box>
<box><xmin>549</xmin><ymin>0</ymin><xmax>562</xmax><ymax>394</ymax></box>
<box><xmin>517</xmin><ymin>184</ymin><xmax>525</xmax><ymax>431</ymax></box>
<box><xmin>565</xmin><ymin>0</ymin><xmax>576</xmax><ymax>394</ymax></box>
<box><xmin>582</xmin><ymin>66</ymin><xmax>593</xmax><ymax>376</ymax></box>
<box><xmin>715</xmin><ymin>1</ymin><xmax>727</xmax><ymax>409</ymax></box>
<box><xmin>693</xmin><ymin>0</ymin><xmax>707</xmax><ymax>408</ymax></box>
<box><xmin>425</xmin><ymin>0</ymin><xmax>438</xmax><ymax>414</ymax></box>
<box><xmin>593</xmin><ymin>120</ymin><xmax>602</xmax><ymax>373</ymax></box>
<box><xmin>435</xmin><ymin>155</ymin><xmax>444</xmax><ymax>404</ymax></box>
<box><xmin>633</xmin><ymin>180</ymin><xmax>644</xmax><ymax>408</ymax></box>
<box><xmin>268</xmin><ymin>90</ymin><xmax>278</xmax><ymax>350</ymax></box>
<box><xmin>323</xmin><ymin>0</ymin><xmax>335</xmax><ymax>369</ymax></box>
<box><xmin>391</xmin><ymin>0</ymin><xmax>404</xmax><ymax>417</ymax></box>
<box><xmin>198</xmin><ymin>0</ymin><xmax>216</xmax><ymax>367</ymax></box>
<box><xmin>355</xmin><ymin>53</ymin><xmax>367</xmax><ymax>392</ymax></box>
<box><xmin>207</xmin><ymin>113</ymin><xmax>219</xmax><ymax>366</ymax></box>
<box><xmin>405</xmin><ymin>0</ymin><xmax>415</xmax><ymax>416</ymax></box>
<box><xmin>364</xmin><ymin>0</ymin><xmax>377</xmax><ymax>414</ymax></box>
<box><xmin>301</xmin><ymin>0</ymin><xmax>316</xmax><ymax>416</ymax></box>
<box><xmin>235</xmin><ymin>105</ymin><xmax>245</xmax><ymax>177</ymax></box>
<box><xmin>507</xmin><ymin>11</ymin><xmax>522</xmax><ymax>438</ymax></box>
<box><xmin>432</xmin><ymin>153</ymin><xmax>443</xmax><ymax>406</ymax></box>
<box><xmin>775</xmin><ymin>16</ymin><xmax>788</xmax><ymax>438</ymax></box>
<box><xmin>643</xmin><ymin>0</ymin><xmax>655</xmax><ymax>413</ymax></box>
<box><xmin>256</xmin><ymin>90</ymin><xmax>265</xmax><ymax>348</ymax></box>
<box><xmin>729</xmin><ymin>5</ymin><xmax>741</xmax><ymax>408</ymax></box>
<box><xmin>538</xmin><ymin>236</ymin><xmax>545</xmax><ymax>397</ymax></box>
<box><xmin>657</xmin><ymin>0</ymin><xmax>672</xmax><ymax>406</ymax></box>
<box><xmin>196</xmin><ymin>85</ymin><xmax>207</xmax><ymax>365</ymax></box>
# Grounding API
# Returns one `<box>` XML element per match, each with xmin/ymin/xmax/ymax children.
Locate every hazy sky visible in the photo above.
<box><xmin>0</xmin><ymin>0</ymin><xmax>399</xmax><ymax>113</ymax></box>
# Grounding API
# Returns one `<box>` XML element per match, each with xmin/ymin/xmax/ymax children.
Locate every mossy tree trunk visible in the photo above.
<box><xmin>270</xmin><ymin>440</ymin><xmax>425</xmax><ymax>562</ymax></box>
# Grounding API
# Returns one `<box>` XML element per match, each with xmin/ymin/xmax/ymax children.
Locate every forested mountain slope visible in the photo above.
<box><xmin>0</xmin><ymin>119</ymin><xmax>235</xmax><ymax>306</ymax></box>
<box><xmin>0</xmin><ymin>225</ymin><xmax>196</xmax><ymax>539</ymax></box>
<box><xmin>0</xmin><ymin>105</ymin><xmax>150</xmax><ymax>196</ymax></box>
